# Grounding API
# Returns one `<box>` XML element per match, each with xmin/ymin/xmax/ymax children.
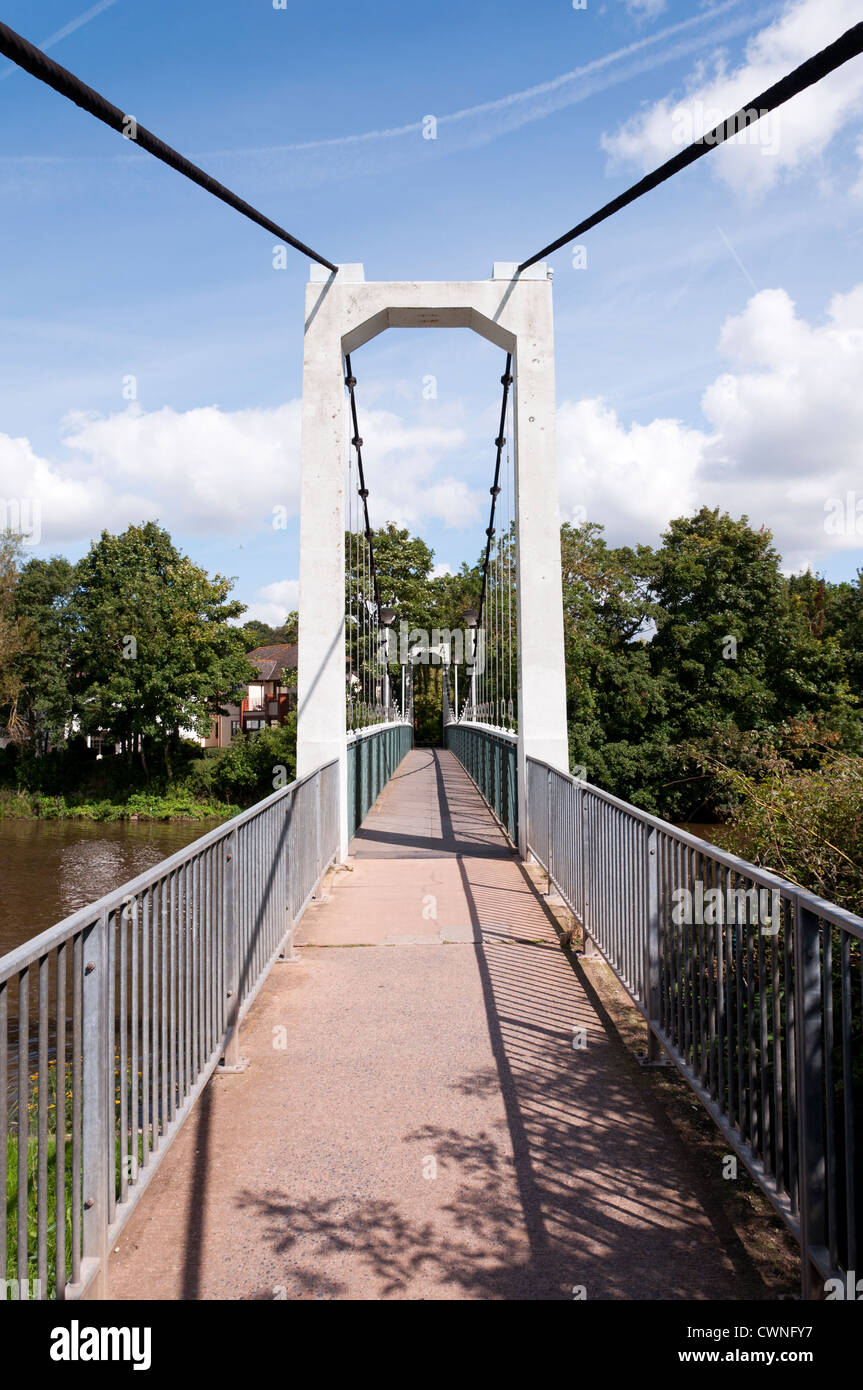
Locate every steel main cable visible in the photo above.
<box><xmin>476</xmin><ymin>353</ymin><xmax>513</xmax><ymax>637</ymax></box>
<box><xmin>518</xmin><ymin>21</ymin><xmax>863</xmax><ymax>272</ymax></box>
<box><xmin>0</xmin><ymin>20</ymin><xmax>337</xmax><ymax>273</ymax></box>
<box><xmin>344</xmin><ymin>355</ymin><xmax>380</xmax><ymax>615</ymax></box>
<box><xmin>4</xmin><ymin>17</ymin><xmax>862</xmax><ymax>280</ymax></box>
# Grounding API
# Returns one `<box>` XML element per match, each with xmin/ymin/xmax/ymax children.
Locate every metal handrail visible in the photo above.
<box><xmin>524</xmin><ymin>754</ymin><xmax>863</xmax><ymax>1297</ymax></box>
<box><xmin>525</xmin><ymin>754</ymin><xmax>863</xmax><ymax>943</ymax></box>
<box><xmin>346</xmin><ymin>721</ymin><xmax>412</xmax><ymax>840</ymax></box>
<box><xmin>445</xmin><ymin>721</ymin><xmax>518</xmax><ymax>845</ymax></box>
<box><xmin>0</xmin><ymin>758</ymin><xmax>340</xmax><ymax>1300</ymax></box>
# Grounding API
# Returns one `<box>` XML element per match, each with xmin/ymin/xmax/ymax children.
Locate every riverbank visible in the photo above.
<box><xmin>0</xmin><ymin>787</ymin><xmax>237</xmax><ymax>822</ymax></box>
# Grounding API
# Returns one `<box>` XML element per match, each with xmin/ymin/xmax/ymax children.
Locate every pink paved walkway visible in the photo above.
<box><xmin>109</xmin><ymin>749</ymin><xmax>768</xmax><ymax>1300</ymax></box>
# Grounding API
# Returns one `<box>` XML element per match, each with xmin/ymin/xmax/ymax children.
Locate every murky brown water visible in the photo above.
<box><xmin>0</xmin><ymin>819</ymin><xmax>224</xmax><ymax>959</ymax></box>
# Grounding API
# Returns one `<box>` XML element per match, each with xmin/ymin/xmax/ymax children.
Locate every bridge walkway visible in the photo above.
<box><xmin>109</xmin><ymin>748</ymin><xmax>767</xmax><ymax>1300</ymax></box>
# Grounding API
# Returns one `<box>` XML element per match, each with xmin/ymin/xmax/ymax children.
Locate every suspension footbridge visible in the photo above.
<box><xmin>1</xmin><ymin>17</ymin><xmax>862</xmax><ymax>1306</ymax></box>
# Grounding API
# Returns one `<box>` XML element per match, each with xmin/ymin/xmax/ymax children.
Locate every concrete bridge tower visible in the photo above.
<box><xmin>296</xmin><ymin>263</ymin><xmax>569</xmax><ymax>859</ymax></box>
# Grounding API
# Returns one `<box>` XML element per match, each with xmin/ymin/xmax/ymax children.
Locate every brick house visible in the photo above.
<box><xmin>205</xmin><ymin>643</ymin><xmax>298</xmax><ymax>748</ymax></box>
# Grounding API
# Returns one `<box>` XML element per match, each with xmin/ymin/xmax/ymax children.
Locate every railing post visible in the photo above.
<box><xmin>546</xmin><ymin>768</ymin><xmax>552</xmax><ymax>894</ymax></box>
<box><xmin>582</xmin><ymin>791</ymin><xmax>598</xmax><ymax>958</ymax></box>
<box><xmin>645</xmin><ymin>827</ymin><xmax>662</xmax><ymax>1063</ymax></box>
<box><xmin>280</xmin><ymin>789</ymin><xmax>302</xmax><ymax>963</ymax></box>
<box><xmin>314</xmin><ymin>768</ymin><xmax>322</xmax><ymax>892</ymax></box>
<box><xmin>222</xmin><ymin>827</ymin><xmax>246</xmax><ymax>1071</ymax></box>
<box><xmin>794</xmin><ymin>902</ymin><xmax>827</xmax><ymax>1297</ymax></box>
<box><xmin>80</xmin><ymin>908</ymin><xmax>110</xmax><ymax>1299</ymax></box>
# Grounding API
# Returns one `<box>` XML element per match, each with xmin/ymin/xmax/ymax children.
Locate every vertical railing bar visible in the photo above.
<box><xmin>17</xmin><ymin>967</ymin><xmax>29</xmax><ymax>1287</ymax></box>
<box><xmin>223</xmin><ymin>828</ymin><xmax>240</xmax><ymax>1068</ymax></box>
<box><xmin>823</xmin><ymin>922</ymin><xmax>838</xmax><ymax>1270</ymax></box>
<box><xmin>795</xmin><ymin>902</ymin><xmax>826</xmax><ymax>1297</ymax></box>
<box><xmin>772</xmin><ymin>906</ymin><xmax>784</xmax><ymax>1191</ymax></box>
<box><xmin>55</xmin><ymin>940</ymin><xmax>67</xmax><ymax>1297</ymax></box>
<box><xmin>106</xmin><ymin>909</ymin><xmax>116</xmax><ymax>1227</ymax></box>
<box><xmin>748</xmin><ymin>913</ymin><xmax>757</xmax><ymax>1150</ymax></box>
<box><xmin>785</xmin><ymin>901</ymin><xmax>799</xmax><ymax>1216</ymax></box>
<box><xmin>759</xmin><ymin>911</ymin><xmax>769</xmax><ymax>1167</ymax></box>
<box><xmin>169</xmin><ymin>872</ymin><xmax>177</xmax><ymax>1123</ymax></box>
<box><xmin>840</xmin><ymin>931</ymin><xmax>856</xmax><ymax>1270</ymax></box>
<box><xmin>70</xmin><ymin>933</ymin><xmax>82</xmax><ymax>1286</ymax></box>
<box><xmin>81</xmin><ymin>911</ymin><xmax>110</xmax><ymax>1297</ymax></box>
<box><xmin>184</xmin><ymin>860</ymin><xmax>192</xmax><ymax>1097</ymax></box>
<box><xmin>141</xmin><ymin>891</ymin><xmax>149</xmax><ymax>1174</ymax></box>
<box><xmin>160</xmin><ymin>877</ymin><xmax>168</xmax><ymax>1141</ymax></box>
<box><xmin>725</xmin><ymin>867</ymin><xmax>735</xmax><ymax>1131</ymax></box>
<box><xmin>37</xmin><ymin>952</ymin><xmax>50</xmax><ymax>1293</ymax></box>
<box><xmin>193</xmin><ymin>854</ymin><xmax>200</xmax><ymax>1078</ymax></box>
<box><xmin>131</xmin><ymin>897</ymin><xmax>139</xmax><ymax>1187</ymax></box>
<box><xmin>119</xmin><ymin>906</ymin><xmax>128</xmax><ymax>1207</ymax></box>
<box><xmin>715</xmin><ymin>855</ymin><xmax>725</xmax><ymax>1109</ymax></box>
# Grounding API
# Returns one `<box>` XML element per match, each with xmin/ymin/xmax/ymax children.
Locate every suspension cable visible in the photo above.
<box><xmin>344</xmin><ymin>355</ymin><xmax>380</xmax><ymax>613</ymax></box>
<box><xmin>518</xmin><ymin>21</ymin><xmax>863</xmax><ymax>272</ymax></box>
<box><xmin>344</xmin><ymin>354</ymin><xmax>387</xmax><ymax>726</ymax></box>
<box><xmin>0</xmin><ymin>20</ymin><xmax>338</xmax><ymax>273</ymax></box>
<box><xmin>477</xmin><ymin>353</ymin><xmax>513</xmax><ymax>635</ymax></box>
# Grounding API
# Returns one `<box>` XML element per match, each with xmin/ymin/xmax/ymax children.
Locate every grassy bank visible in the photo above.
<box><xmin>0</xmin><ymin>787</ymin><xmax>235</xmax><ymax>822</ymax></box>
<box><xmin>0</xmin><ymin>720</ymin><xmax>298</xmax><ymax>823</ymax></box>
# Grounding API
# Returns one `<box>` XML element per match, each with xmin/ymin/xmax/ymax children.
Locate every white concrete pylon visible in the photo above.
<box><xmin>296</xmin><ymin>263</ymin><xmax>569</xmax><ymax>859</ymax></box>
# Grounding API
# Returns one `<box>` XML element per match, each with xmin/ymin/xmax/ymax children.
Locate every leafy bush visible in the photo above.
<box><xmin>208</xmin><ymin>717</ymin><xmax>298</xmax><ymax>802</ymax></box>
<box><xmin>700</xmin><ymin>733</ymin><xmax>863</xmax><ymax>915</ymax></box>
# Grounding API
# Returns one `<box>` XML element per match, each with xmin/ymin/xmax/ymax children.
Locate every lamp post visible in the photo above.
<box><xmin>464</xmin><ymin>609</ymin><xmax>478</xmax><ymax>721</ymax></box>
<box><xmin>379</xmin><ymin>607</ymin><xmax>396</xmax><ymax>719</ymax></box>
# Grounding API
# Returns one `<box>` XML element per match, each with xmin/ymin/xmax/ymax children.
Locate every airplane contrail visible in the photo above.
<box><xmin>203</xmin><ymin>0</ymin><xmax>778</xmax><ymax>158</ymax></box>
<box><xmin>0</xmin><ymin>0</ymin><xmax>120</xmax><ymax>82</ymax></box>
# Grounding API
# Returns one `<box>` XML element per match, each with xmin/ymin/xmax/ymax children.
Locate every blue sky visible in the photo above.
<box><xmin>1</xmin><ymin>0</ymin><xmax>863</xmax><ymax>625</ymax></box>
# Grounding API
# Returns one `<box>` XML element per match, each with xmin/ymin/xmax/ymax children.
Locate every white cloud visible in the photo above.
<box><xmin>431</xmin><ymin>561</ymin><xmax>454</xmax><ymax>579</ymax></box>
<box><xmin>558</xmin><ymin>399</ymin><xmax>703</xmax><ymax>539</ymax></box>
<box><xmin>243</xmin><ymin>579</ymin><xmax>300</xmax><ymax>628</ymax></box>
<box><xmin>601</xmin><ymin>0</ymin><xmax>863</xmax><ymax>194</ymax></box>
<box><xmin>347</xmin><ymin>408</ymin><xmax>484</xmax><ymax>531</ymax></box>
<box><xmin>558</xmin><ymin>282</ymin><xmax>863</xmax><ymax>570</ymax></box>
<box><xmin>59</xmin><ymin>401</ymin><xmax>303</xmax><ymax>537</ymax></box>
<box><xmin>0</xmin><ymin>429</ymin><xmax>156</xmax><ymax>543</ymax></box>
<box><xmin>0</xmin><ymin>399</ymin><xmax>479</xmax><ymax>548</ymax></box>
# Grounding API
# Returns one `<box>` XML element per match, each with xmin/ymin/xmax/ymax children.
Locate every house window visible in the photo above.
<box><xmin>245</xmin><ymin>718</ymin><xmax>263</xmax><ymax>731</ymax></box>
<box><xmin>230</xmin><ymin>719</ymin><xmax>240</xmax><ymax>738</ymax></box>
<box><xmin>268</xmin><ymin>700</ymin><xmax>278</xmax><ymax>717</ymax></box>
<box><xmin>248</xmin><ymin>683</ymin><xmax>264</xmax><ymax>711</ymax></box>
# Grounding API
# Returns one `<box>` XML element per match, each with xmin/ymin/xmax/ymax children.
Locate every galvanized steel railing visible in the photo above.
<box><xmin>0</xmin><ymin>759</ymin><xmax>339</xmax><ymax>1301</ymax></box>
<box><xmin>346</xmin><ymin>721</ymin><xmax>412</xmax><ymax>840</ymax></box>
<box><xmin>525</xmin><ymin>756</ymin><xmax>863</xmax><ymax>1296</ymax></box>
<box><xmin>445</xmin><ymin>722</ymin><xmax>517</xmax><ymax>845</ymax></box>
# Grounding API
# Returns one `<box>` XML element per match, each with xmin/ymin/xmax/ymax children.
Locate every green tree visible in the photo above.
<box><xmin>271</xmin><ymin>610</ymin><xmax>299</xmax><ymax>645</ymax></box>
<box><xmin>70</xmin><ymin>523</ymin><xmax>255</xmax><ymax>775</ymax></box>
<box><xmin>0</xmin><ymin>533</ymin><xmax>35</xmax><ymax>742</ymax></box>
<box><xmin>558</xmin><ymin>521</ymin><xmax>667</xmax><ymax>804</ymax></box>
<box><xmin>13</xmin><ymin>554</ymin><xmax>76</xmax><ymax>751</ymax></box>
<box><xmin>240</xmin><ymin>619</ymin><xmax>276</xmax><ymax>650</ymax></box>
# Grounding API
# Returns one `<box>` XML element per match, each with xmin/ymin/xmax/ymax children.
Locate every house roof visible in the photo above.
<box><xmin>246</xmin><ymin>643</ymin><xmax>298</xmax><ymax>681</ymax></box>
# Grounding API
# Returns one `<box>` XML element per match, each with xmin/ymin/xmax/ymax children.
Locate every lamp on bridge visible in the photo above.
<box><xmin>464</xmin><ymin>610</ymin><xmax>479</xmax><ymax>721</ymax></box>
<box><xmin>379</xmin><ymin>607</ymin><xmax>396</xmax><ymax>718</ymax></box>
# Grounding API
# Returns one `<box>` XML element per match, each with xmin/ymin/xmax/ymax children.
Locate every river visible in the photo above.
<box><xmin>0</xmin><ymin>818</ymin><xmax>224</xmax><ymax>959</ymax></box>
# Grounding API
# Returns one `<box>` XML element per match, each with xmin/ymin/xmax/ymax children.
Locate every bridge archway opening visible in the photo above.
<box><xmin>297</xmin><ymin>264</ymin><xmax>569</xmax><ymax>858</ymax></box>
<box><xmin>341</xmin><ymin>324</ymin><xmax>510</xmax><ymax>749</ymax></box>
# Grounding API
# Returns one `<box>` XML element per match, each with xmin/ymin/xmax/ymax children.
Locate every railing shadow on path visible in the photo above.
<box><xmin>226</xmin><ymin>749</ymin><xmax>774</xmax><ymax>1300</ymax></box>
